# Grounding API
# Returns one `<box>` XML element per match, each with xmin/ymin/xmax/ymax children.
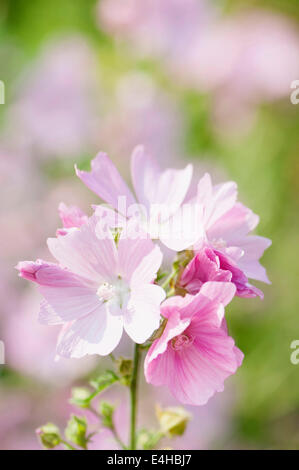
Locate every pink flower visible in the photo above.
<box><xmin>180</xmin><ymin>246</ymin><xmax>263</xmax><ymax>299</ymax></box>
<box><xmin>195</xmin><ymin>173</ymin><xmax>271</xmax><ymax>291</ymax></box>
<box><xmin>56</xmin><ymin>202</ymin><xmax>88</xmax><ymax>236</ymax></box>
<box><xmin>76</xmin><ymin>146</ymin><xmax>200</xmax><ymax>251</ymax></box>
<box><xmin>145</xmin><ymin>282</ymin><xmax>243</xmax><ymax>406</ymax></box>
<box><xmin>16</xmin><ymin>215</ymin><xmax>165</xmax><ymax>358</ymax></box>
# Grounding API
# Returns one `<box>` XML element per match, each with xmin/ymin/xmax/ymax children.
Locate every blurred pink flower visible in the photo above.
<box><xmin>5</xmin><ymin>36</ymin><xmax>100</xmax><ymax>158</ymax></box>
<box><xmin>17</xmin><ymin>215</ymin><xmax>165</xmax><ymax>357</ymax></box>
<box><xmin>98</xmin><ymin>73</ymin><xmax>184</xmax><ymax>167</ymax></box>
<box><xmin>145</xmin><ymin>282</ymin><xmax>243</xmax><ymax>406</ymax></box>
<box><xmin>98</xmin><ymin>0</ymin><xmax>213</xmax><ymax>60</ymax></box>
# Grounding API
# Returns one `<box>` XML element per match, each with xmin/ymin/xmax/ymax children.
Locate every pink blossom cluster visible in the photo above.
<box><xmin>17</xmin><ymin>147</ymin><xmax>271</xmax><ymax>406</ymax></box>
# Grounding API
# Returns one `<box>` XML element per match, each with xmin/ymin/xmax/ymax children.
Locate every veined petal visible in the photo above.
<box><xmin>159</xmin><ymin>202</ymin><xmax>204</xmax><ymax>251</ymax></box>
<box><xmin>169</xmin><ymin>329</ymin><xmax>241</xmax><ymax>406</ymax></box>
<box><xmin>130</xmin><ymin>245</ymin><xmax>163</xmax><ymax>287</ymax></box>
<box><xmin>131</xmin><ymin>145</ymin><xmax>193</xmax><ymax>217</ymax></box>
<box><xmin>56</xmin><ymin>304</ymin><xmax>123</xmax><ymax>358</ymax></box>
<box><xmin>124</xmin><ymin>284</ymin><xmax>166</xmax><ymax>343</ymax></box>
<box><xmin>48</xmin><ymin>215</ymin><xmax>118</xmax><ymax>284</ymax></box>
<box><xmin>117</xmin><ymin>226</ymin><xmax>157</xmax><ymax>283</ymax></box>
<box><xmin>207</xmin><ymin>203</ymin><xmax>259</xmax><ymax>243</ymax></box>
<box><xmin>76</xmin><ymin>152</ymin><xmax>136</xmax><ymax>211</ymax></box>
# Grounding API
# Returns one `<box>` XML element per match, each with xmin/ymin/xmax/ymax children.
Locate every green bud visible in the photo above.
<box><xmin>99</xmin><ymin>401</ymin><xmax>114</xmax><ymax>429</ymax></box>
<box><xmin>116</xmin><ymin>357</ymin><xmax>133</xmax><ymax>386</ymax></box>
<box><xmin>65</xmin><ymin>415</ymin><xmax>88</xmax><ymax>449</ymax></box>
<box><xmin>156</xmin><ymin>405</ymin><xmax>191</xmax><ymax>438</ymax></box>
<box><xmin>70</xmin><ymin>387</ymin><xmax>92</xmax><ymax>408</ymax></box>
<box><xmin>36</xmin><ymin>423</ymin><xmax>61</xmax><ymax>449</ymax></box>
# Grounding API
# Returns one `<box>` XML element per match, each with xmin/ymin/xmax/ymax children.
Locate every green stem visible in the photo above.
<box><xmin>61</xmin><ymin>440</ymin><xmax>78</xmax><ymax>450</ymax></box>
<box><xmin>129</xmin><ymin>343</ymin><xmax>141</xmax><ymax>450</ymax></box>
<box><xmin>89</xmin><ymin>406</ymin><xmax>126</xmax><ymax>450</ymax></box>
<box><xmin>161</xmin><ymin>267</ymin><xmax>178</xmax><ymax>291</ymax></box>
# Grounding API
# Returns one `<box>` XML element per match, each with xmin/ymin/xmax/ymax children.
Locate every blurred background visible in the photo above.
<box><xmin>0</xmin><ymin>0</ymin><xmax>299</xmax><ymax>450</ymax></box>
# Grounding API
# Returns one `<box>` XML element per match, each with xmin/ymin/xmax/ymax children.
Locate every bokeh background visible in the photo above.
<box><xmin>1</xmin><ymin>0</ymin><xmax>299</xmax><ymax>450</ymax></box>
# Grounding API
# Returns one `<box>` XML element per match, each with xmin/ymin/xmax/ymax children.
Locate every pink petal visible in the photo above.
<box><xmin>145</xmin><ymin>310</ymin><xmax>191</xmax><ymax>370</ymax></box>
<box><xmin>56</xmin><ymin>304</ymin><xmax>124</xmax><ymax>358</ymax></box>
<box><xmin>131</xmin><ymin>145</ymin><xmax>193</xmax><ymax>217</ymax></box>
<box><xmin>169</xmin><ymin>328</ymin><xmax>241</xmax><ymax>406</ymax></box>
<box><xmin>76</xmin><ymin>152</ymin><xmax>136</xmax><ymax>211</ymax></box>
<box><xmin>58</xmin><ymin>202</ymin><xmax>88</xmax><ymax>229</ymax></box>
<box><xmin>117</xmin><ymin>225</ymin><xmax>157</xmax><ymax>283</ymax></box>
<box><xmin>130</xmin><ymin>245</ymin><xmax>163</xmax><ymax>287</ymax></box>
<box><xmin>124</xmin><ymin>284</ymin><xmax>166</xmax><ymax>343</ymax></box>
<box><xmin>197</xmin><ymin>173</ymin><xmax>238</xmax><ymax>231</ymax></box>
<box><xmin>159</xmin><ymin>202</ymin><xmax>204</xmax><ymax>251</ymax></box>
<box><xmin>48</xmin><ymin>215</ymin><xmax>118</xmax><ymax>284</ymax></box>
<box><xmin>207</xmin><ymin>202</ymin><xmax>259</xmax><ymax>243</ymax></box>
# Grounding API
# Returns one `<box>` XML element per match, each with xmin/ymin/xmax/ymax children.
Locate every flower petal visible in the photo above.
<box><xmin>48</xmin><ymin>215</ymin><xmax>118</xmax><ymax>284</ymax></box>
<box><xmin>76</xmin><ymin>152</ymin><xmax>136</xmax><ymax>210</ymax></box>
<box><xmin>131</xmin><ymin>145</ymin><xmax>193</xmax><ymax>217</ymax></box>
<box><xmin>124</xmin><ymin>284</ymin><xmax>166</xmax><ymax>343</ymax></box>
<box><xmin>56</xmin><ymin>304</ymin><xmax>123</xmax><ymax>358</ymax></box>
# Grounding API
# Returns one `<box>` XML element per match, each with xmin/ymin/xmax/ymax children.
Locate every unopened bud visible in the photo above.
<box><xmin>70</xmin><ymin>387</ymin><xmax>92</xmax><ymax>408</ymax></box>
<box><xmin>99</xmin><ymin>401</ymin><xmax>115</xmax><ymax>429</ymax></box>
<box><xmin>156</xmin><ymin>405</ymin><xmax>191</xmax><ymax>437</ymax></box>
<box><xmin>65</xmin><ymin>415</ymin><xmax>88</xmax><ymax>449</ymax></box>
<box><xmin>36</xmin><ymin>423</ymin><xmax>61</xmax><ymax>449</ymax></box>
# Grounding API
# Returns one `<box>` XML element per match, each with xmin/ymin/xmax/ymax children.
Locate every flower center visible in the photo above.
<box><xmin>211</xmin><ymin>237</ymin><xmax>227</xmax><ymax>250</ymax></box>
<box><xmin>97</xmin><ymin>283</ymin><xmax>115</xmax><ymax>302</ymax></box>
<box><xmin>171</xmin><ymin>334</ymin><xmax>194</xmax><ymax>351</ymax></box>
<box><xmin>96</xmin><ymin>279</ymin><xmax>130</xmax><ymax>308</ymax></box>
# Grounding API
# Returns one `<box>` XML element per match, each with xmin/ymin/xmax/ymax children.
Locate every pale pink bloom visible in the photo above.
<box><xmin>6</xmin><ymin>37</ymin><xmax>100</xmax><ymax>159</ymax></box>
<box><xmin>177</xmin><ymin>11</ymin><xmax>299</xmax><ymax>132</ymax></box>
<box><xmin>56</xmin><ymin>202</ymin><xmax>88</xmax><ymax>236</ymax></box>
<box><xmin>98</xmin><ymin>73</ymin><xmax>184</xmax><ymax>167</ymax></box>
<box><xmin>194</xmin><ymin>173</ymin><xmax>271</xmax><ymax>289</ymax></box>
<box><xmin>145</xmin><ymin>282</ymin><xmax>243</xmax><ymax>406</ymax></box>
<box><xmin>16</xmin><ymin>215</ymin><xmax>165</xmax><ymax>358</ymax></box>
<box><xmin>76</xmin><ymin>146</ymin><xmax>200</xmax><ymax>251</ymax></box>
<box><xmin>98</xmin><ymin>0</ymin><xmax>213</xmax><ymax>61</ymax></box>
<box><xmin>180</xmin><ymin>246</ymin><xmax>263</xmax><ymax>299</ymax></box>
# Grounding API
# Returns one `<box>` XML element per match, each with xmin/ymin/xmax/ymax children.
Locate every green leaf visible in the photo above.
<box><xmin>90</xmin><ymin>370</ymin><xmax>119</xmax><ymax>393</ymax></box>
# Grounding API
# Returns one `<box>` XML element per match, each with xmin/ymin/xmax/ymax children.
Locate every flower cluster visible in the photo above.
<box><xmin>17</xmin><ymin>146</ymin><xmax>271</xmax><ymax>408</ymax></box>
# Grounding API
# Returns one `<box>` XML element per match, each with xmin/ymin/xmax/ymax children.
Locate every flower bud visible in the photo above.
<box><xmin>65</xmin><ymin>415</ymin><xmax>88</xmax><ymax>449</ymax></box>
<box><xmin>156</xmin><ymin>405</ymin><xmax>191</xmax><ymax>437</ymax></box>
<box><xmin>99</xmin><ymin>401</ymin><xmax>114</xmax><ymax>429</ymax></box>
<box><xmin>36</xmin><ymin>423</ymin><xmax>61</xmax><ymax>449</ymax></box>
<box><xmin>116</xmin><ymin>357</ymin><xmax>133</xmax><ymax>385</ymax></box>
<box><xmin>70</xmin><ymin>387</ymin><xmax>92</xmax><ymax>408</ymax></box>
